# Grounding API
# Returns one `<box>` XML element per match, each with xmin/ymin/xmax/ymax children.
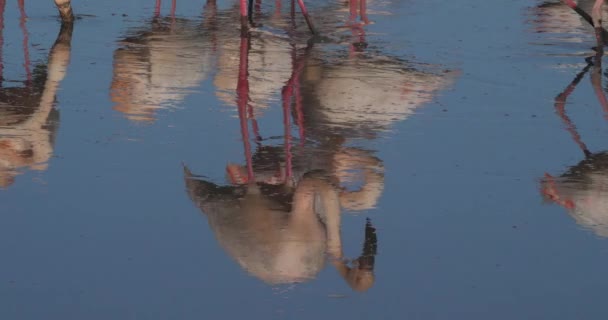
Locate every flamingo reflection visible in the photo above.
<box><xmin>0</xmin><ymin>2</ymin><xmax>73</xmax><ymax>188</ymax></box>
<box><xmin>184</xmin><ymin>7</ymin><xmax>457</xmax><ymax>289</ymax></box>
<box><xmin>540</xmin><ymin>49</ymin><xmax>608</xmax><ymax>237</ymax></box>
<box><xmin>111</xmin><ymin>0</ymin><xmax>296</xmax><ymax>123</ymax></box>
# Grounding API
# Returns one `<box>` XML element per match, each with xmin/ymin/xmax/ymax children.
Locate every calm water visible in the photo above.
<box><xmin>2</xmin><ymin>0</ymin><xmax>608</xmax><ymax>318</ymax></box>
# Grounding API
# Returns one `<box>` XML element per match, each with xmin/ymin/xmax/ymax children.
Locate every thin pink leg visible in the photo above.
<box><xmin>18</xmin><ymin>0</ymin><xmax>31</xmax><ymax>84</ymax></box>
<box><xmin>247</xmin><ymin>103</ymin><xmax>262</xmax><ymax>143</ymax></box>
<box><xmin>275</xmin><ymin>0</ymin><xmax>282</xmax><ymax>16</ymax></box>
<box><xmin>284</xmin><ymin>44</ymin><xmax>310</xmax><ymax>147</ymax></box>
<box><xmin>294</xmin><ymin>77</ymin><xmax>305</xmax><ymax>145</ymax></box>
<box><xmin>554</xmin><ymin>62</ymin><xmax>593</xmax><ymax>156</ymax></box>
<box><xmin>170</xmin><ymin>0</ymin><xmax>176</xmax><ymax>17</ymax></box>
<box><xmin>360</xmin><ymin>0</ymin><xmax>369</xmax><ymax>24</ymax></box>
<box><xmin>240</xmin><ymin>0</ymin><xmax>248</xmax><ymax>33</ymax></box>
<box><xmin>349</xmin><ymin>0</ymin><xmax>358</xmax><ymax>23</ymax></box>
<box><xmin>0</xmin><ymin>0</ymin><xmax>4</xmax><ymax>82</ymax></box>
<box><xmin>281</xmin><ymin>85</ymin><xmax>294</xmax><ymax>182</ymax></box>
<box><xmin>296</xmin><ymin>0</ymin><xmax>316</xmax><ymax>34</ymax></box>
<box><xmin>236</xmin><ymin>35</ymin><xmax>254</xmax><ymax>181</ymax></box>
<box><xmin>255</xmin><ymin>0</ymin><xmax>262</xmax><ymax>16</ymax></box>
<box><xmin>155</xmin><ymin>0</ymin><xmax>161</xmax><ymax>17</ymax></box>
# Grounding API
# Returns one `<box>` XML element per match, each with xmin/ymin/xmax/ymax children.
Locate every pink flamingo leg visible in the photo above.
<box><xmin>294</xmin><ymin>77</ymin><xmax>305</xmax><ymax>145</ymax></box>
<box><xmin>349</xmin><ymin>0</ymin><xmax>358</xmax><ymax>23</ymax></box>
<box><xmin>281</xmin><ymin>86</ymin><xmax>294</xmax><ymax>182</ymax></box>
<box><xmin>296</xmin><ymin>0</ymin><xmax>316</xmax><ymax>34</ymax></box>
<box><xmin>170</xmin><ymin>0</ymin><xmax>177</xmax><ymax>17</ymax></box>
<box><xmin>247</xmin><ymin>102</ymin><xmax>262</xmax><ymax>143</ymax></box>
<box><xmin>240</xmin><ymin>0</ymin><xmax>248</xmax><ymax>33</ymax></box>
<box><xmin>155</xmin><ymin>0</ymin><xmax>161</xmax><ymax>17</ymax></box>
<box><xmin>236</xmin><ymin>35</ymin><xmax>255</xmax><ymax>182</ymax></box>
<box><xmin>0</xmin><ymin>0</ymin><xmax>5</xmax><ymax>82</ymax></box>
<box><xmin>275</xmin><ymin>0</ymin><xmax>282</xmax><ymax>16</ymax></box>
<box><xmin>360</xmin><ymin>0</ymin><xmax>369</xmax><ymax>24</ymax></box>
<box><xmin>18</xmin><ymin>0</ymin><xmax>31</xmax><ymax>84</ymax></box>
<box><xmin>554</xmin><ymin>61</ymin><xmax>594</xmax><ymax>156</ymax></box>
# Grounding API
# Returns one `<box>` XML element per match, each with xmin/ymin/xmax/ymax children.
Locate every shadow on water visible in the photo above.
<box><xmin>178</xmin><ymin>0</ymin><xmax>458</xmax><ymax>291</ymax></box>
<box><xmin>0</xmin><ymin>2</ymin><xmax>73</xmax><ymax>189</ymax></box>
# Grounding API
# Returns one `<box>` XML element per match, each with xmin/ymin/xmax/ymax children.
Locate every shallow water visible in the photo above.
<box><xmin>3</xmin><ymin>0</ymin><xmax>608</xmax><ymax>318</ymax></box>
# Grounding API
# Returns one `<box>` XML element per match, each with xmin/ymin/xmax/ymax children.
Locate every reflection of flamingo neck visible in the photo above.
<box><xmin>543</xmin><ymin>173</ymin><xmax>576</xmax><ymax>210</ymax></box>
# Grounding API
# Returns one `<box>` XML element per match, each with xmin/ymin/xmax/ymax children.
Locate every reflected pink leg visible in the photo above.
<box><xmin>171</xmin><ymin>0</ymin><xmax>176</xmax><ymax>17</ymax></box>
<box><xmin>0</xmin><ymin>0</ymin><xmax>5</xmax><ymax>82</ymax></box>
<box><xmin>360</xmin><ymin>0</ymin><xmax>369</xmax><ymax>24</ymax></box>
<box><xmin>236</xmin><ymin>36</ymin><xmax>255</xmax><ymax>182</ymax></box>
<box><xmin>255</xmin><ymin>0</ymin><xmax>262</xmax><ymax>16</ymax></box>
<box><xmin>294</xmin><ymin>77</ymin><xmax>305</xmax><ymax>145</ymax></box>
<box><xmin>349</xmin><ymin>0</ymin><xmax>358</xmax><ymax>23</ymax></box>
<box><xmin>203</xmin><ymin>0</ymin><xmax>218</xmax><ymax>51</ymax></box>
<box><xmin>554</xmin><ymin>62</ymin><xmax>593</xmax><ymax>156</ymax></box>
<box><xmin>296</xmin><ymin>0</ymin><xmax>316</xmax><ymax>34</ymax></box>
<box><xmin>282</xmin><ymin>86</ymin><xmax>294</xmax><ymax>182</ymax></box>
<box><xmin>155</xmin><ymin>0</ymin><xmax>161</xmax><ymax>17</ymax></box>
<box><xmin>247</xmin><ymin>103</ymin><xmax>262</xmax><ymax>143</ymax></box>
<box><xmin>240</xmin><ymin>0</ymin><xmax>248</xmax><ymax>33</ymax></box>
<box><xmin>18</xmin><ymin>0</ymin><xmax>31</xmax><ymax>84</ymax></box>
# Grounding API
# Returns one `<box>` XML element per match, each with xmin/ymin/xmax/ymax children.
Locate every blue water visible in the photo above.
<box><xmin>2</xmin><ymin>0</ymin><xmax>608</xmax><ymax>319</ymax></box>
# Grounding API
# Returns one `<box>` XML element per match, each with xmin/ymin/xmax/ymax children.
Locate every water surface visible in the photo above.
<box><xmin>2</xmin><ymin>0</ymin><xmax>608</xmax><ymax>319</ymax></box>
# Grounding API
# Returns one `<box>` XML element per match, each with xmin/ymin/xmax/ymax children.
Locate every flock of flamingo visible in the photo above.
<box><xmin>2</xmin><ymin>0</ymin><xmax>608</xmax><ymax>290</ymax></box>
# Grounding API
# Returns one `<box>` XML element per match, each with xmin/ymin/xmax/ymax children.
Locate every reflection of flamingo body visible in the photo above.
<box><xmin>111</xmin><ymin>17</ymin><xmax>215</xmax><ymax>123</ymax></box>
<box><xmin>300</xmin><ymin>57</ymin><xmax>458</xmax><ymax>137</ymax></box>
<box><xmin>540</xmin><ymin>53</ymin><xmax>608</xmax><ymax>237</ymax></box>
<box><xmin>185</xmin><ymin>167</ymin><xmax>377</xmax><ymax>290</ymax></box>
<box><xmin>0</xmin><ymin>3</ymin><xmax>73</xmax><ymax>188</ymax></box>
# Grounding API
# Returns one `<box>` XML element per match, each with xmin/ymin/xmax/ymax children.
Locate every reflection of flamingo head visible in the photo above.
<box><xmin>344</xmin><ymin>266</ymin><xmax>375</xmax><ymax>292</ymax></box>
<box><xmin>541</xmin><ymin>153</ymin><xmax>608</xmax><ymax>238</ymax></box>
<box><xmin>540</xmin><ymin>173</ymin><xmax>576</xmax><ymax>209</ymax></box>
